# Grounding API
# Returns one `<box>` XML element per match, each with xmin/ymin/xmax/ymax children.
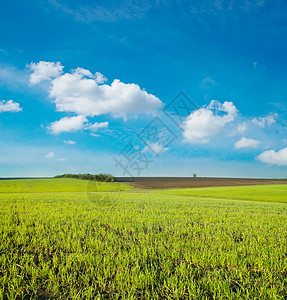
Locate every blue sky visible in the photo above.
<box><xmin>0</xmin><ymin>0</ymin><xmax>287</xmax><ymax>177</ymax></box>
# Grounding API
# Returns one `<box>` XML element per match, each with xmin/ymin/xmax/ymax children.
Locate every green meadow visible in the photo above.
<box><xmin>154</xmin><ymin>184</ymin><xmax>287</xmax><ymax>203</ymax></box>
<box><xmin>0</xmin><ymin>179</ymin><xmax>287</xmax><ymax>299</ymax></box>
<box><xmin>0</xmin><ymin>178</ymin><xmax>132</xmax><ymax>193</ymax></box>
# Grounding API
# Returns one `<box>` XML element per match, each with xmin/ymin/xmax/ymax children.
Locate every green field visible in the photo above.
<box><xmin>0</xmin><ymin>178</ymin><xmax>132</xmax><ymax>193</ymax></box>
<box><xmin>154</xmin><ymin>184</ymin><xmax>287</xmax><ymax>203</ymax></box>
<box><xmin>1</xmin><ymin>179</ymin><xmax>287</xmax><ymax>299</ymax></box>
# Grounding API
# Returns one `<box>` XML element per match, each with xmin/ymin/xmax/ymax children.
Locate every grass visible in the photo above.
<box><xmin>0</xmin><ymin>179</ymin><xmax>287</xmax><ymax>299</ymax></box>
<box><xmin>0</xmin><ymin>178</ymin><xmax>132</xmax><ymax>193</ymax></box>
<box><xmin>154</xmin><ymin>184</ymin><xmax>287</xmax><ymax>203</ymax></box>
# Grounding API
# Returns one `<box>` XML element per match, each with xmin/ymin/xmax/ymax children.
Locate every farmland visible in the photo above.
<box><xmin>117</xmin><ymin>177</ymin><xmax>287</xmax><ymax>189</ymax></box>
<box><xmin>0</xmin><ymin>179</ymin><xmax>287</xmax><ymax>299</ymax></box>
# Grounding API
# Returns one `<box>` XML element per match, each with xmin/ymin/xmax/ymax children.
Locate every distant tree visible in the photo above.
<box><xmin>193</xmin><ymin>173</ymin><xmax>197</xmax><ymax>178</ymax></box>
<box><xmin>54</xmin><ymin>173</ymin><xmax>115</xmax><ymax>182</ymax></box>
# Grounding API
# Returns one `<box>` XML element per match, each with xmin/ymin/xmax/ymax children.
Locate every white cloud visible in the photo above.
<box><xmin>47</xmin><ymin>66</ymin><xmax>162</xmax><ymax>118</ymax></box>
<box><xmin>257</xmin><ymin>147</ymin><xmax>287</xmax><ymax>166</ymax></box>
<box><xmin>45</xmin><ymin>152</ymin><xmax>55</xmax><ymax>159</ymax></box>
<box><xmin>31</xmin><ymin>61</ymin><xmax>162</xmax><ymax>134</ymax></box>
<box><xmin>0</xmin><ymin>100</ymin><xmax>22</xmax><ymax>113</ymax></box>
<box><xmin>182</xmin><ymin>100</ymin><xmax>237</xmax><ymax>144</ymax></box>
<box><xmin>237</xmin><ymin>122</ymin><xmax>247</xmax><ymax>134</ymax></box>
<box><xmin>95</xmin><ymin>72</ymin><xmax>107</xmax><ymax>84</ymax></box>
<box><xmin>227</xmin><ymin>122</ymin><xmax>248</xmax><ymax>137</ymax></box>
<box><xmin>49</xmin><ymin>118</ymin><xmax>109</xmax><ymax>135</ymax></box>
<box><xmin>235</xmin><ymin>137</ymin><xmax>260</xmax><ymax>149</ymax></box>
<box><xmin>64</xmin><ymin>140</ymin><xmax>76</xmax><ymax>145</ymax></box>
<box><xmin>228</xmin><ymin>122</ymin><xmax>248</xmax><ymax>136</ymax></box>
<box><xmin>143</xmin><ymin>142</ymin><xmax>169</xmax><ymax>155</ymax></box>
<box><xmin>49</xmin><ymin>115</ymin><xmax>87</xmax><ymax>134</ymax></box>
<box><xmin>44</xmin><ymin>151</ymin><xmax>66</xmax><ymax>161</ymax></box>
<box><xmin>90</xmin><ymin>133</ymin><xmax>100</xmax><ymax>137</ymax></box>
<box><xmin>252</xmin><ymin>113</ymin><xmax>277</xmax><ymax>128</ymax></box>
<box><xmin>29</xmin><ymin>61</ymin><xmax>64</xmax><ymax>85</ymax></box>
<box><xmin>85</xmin><ymin>121</ymin><xmax>109</xmax><ymax>132</ymax></box>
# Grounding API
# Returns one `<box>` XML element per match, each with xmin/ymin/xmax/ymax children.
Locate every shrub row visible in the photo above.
<box><xmin>54</xmin><ymin>173</ymin><xmax>114</xmax><ymax>182</ymax></box>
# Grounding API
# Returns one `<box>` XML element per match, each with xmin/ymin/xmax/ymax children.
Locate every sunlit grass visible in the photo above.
<box><xmin>0</xmin><ymin>178</ymin><xmax>132</xmax><ymax>193</ymax></box>
<box><xmin>153</xmin><ymin>184</ymin><xmax>287</xmax><ymax>203</ymax></box>
<box><xmin>0</xmin><ymin>180</ymin><xmax>287</xmax><ymax>299</ymax></box>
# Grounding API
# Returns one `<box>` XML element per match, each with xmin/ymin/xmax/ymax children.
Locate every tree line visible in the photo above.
<box><xmin>54</xmin><ymin>173</ymin><xmax>115</xmax><ymax>182</ymax></box>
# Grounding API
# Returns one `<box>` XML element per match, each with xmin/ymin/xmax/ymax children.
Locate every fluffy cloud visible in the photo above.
<box><xmin>49</xmin><ymin>115</ymin><xmax>87</xmax><ymax>134</ymax></box>
<box><xmin>181</xmin><ymin>100</ymin><xmax>237</xmax><ymax>144</ymax></box>
<box><xmin>29</xmin><ymin>62</ymin><xmax>162</xmax><ymax>119</ymax></box>
<box><xmin>85</xmin><ymin>121</ymin><xmax>109</xmax><ymax>131</ymax></box>
<box><xmin>29</xmin><ymin>61</ymin><xmax>64</xmax><ymax>85</ymax></box>
<box><xmin>49</xmin><ymin>67</ymin><xmax>162</xmax><ymax>118</ymax></box>
<box><xmin>235</xmin><ymin>137</ymin><xmax>260</xmax><ymax>149</ymax></box>
<box><xmin>49</xmin><ymin>118</ymin><xmax>109</xmax><ymax>135</ymax></box>
<box><xmin>257</xmin><ymin>147</ymin><xmax>287</xmax><ymax>166</ymax></box>
<box><xmin>252</xmin><ymin>113</ymin><xmax>277</xmax><ymax>128</ymax></box>
<box><xmin>0</xmin><ymin>100</ymin><xmax>22</xmax><ymax>112</ymax></box>
<box><xmin>29</xmin><ymin>62</ymin><xmax>163</xmax><ymax>134</ymax></box>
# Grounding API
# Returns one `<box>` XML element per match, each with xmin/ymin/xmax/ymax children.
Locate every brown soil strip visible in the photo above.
<box><xmin>115</xmin><ymin>177</ymin><xmax>287</xmax><ymax>189</ymax></box>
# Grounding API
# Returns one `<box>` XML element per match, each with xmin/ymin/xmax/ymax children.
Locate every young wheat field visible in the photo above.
<box><xmin>0</xmin><ymin>179</ymin><xmax>287</xmax><ymax>299</ymax></box>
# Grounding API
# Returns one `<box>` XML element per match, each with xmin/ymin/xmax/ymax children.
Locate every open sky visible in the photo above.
<box><xmin>0</xmin><ymin>0</ymin><xmax>287</xmax><ymax>178</ymax></box>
